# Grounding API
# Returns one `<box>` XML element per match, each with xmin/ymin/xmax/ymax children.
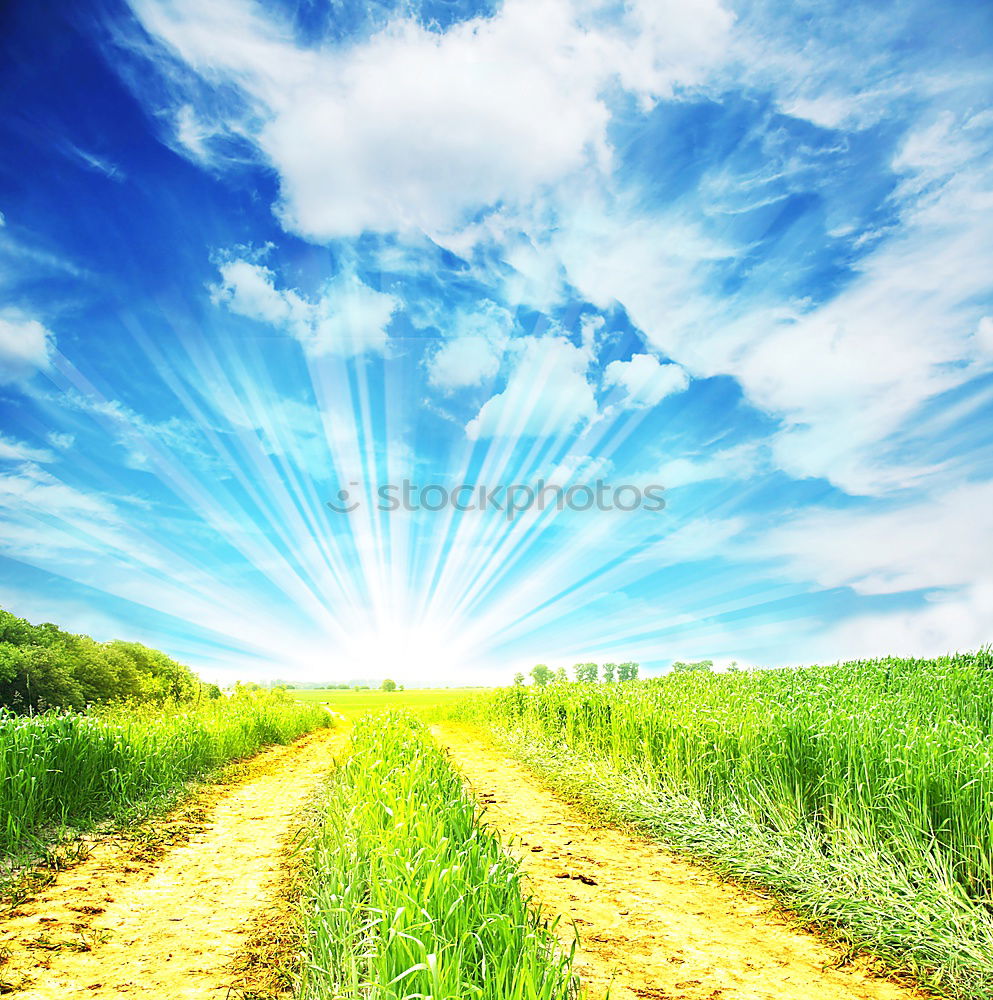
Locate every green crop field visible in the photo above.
<box><xmin>449</xmin><ymin>651</ymin><xmax>993</xmax><ymax>998</ymax></box>
<box><xmin>290</xmin><ymin>686</ymin><xmax>483</xmax><ymax>719</ymax></box>
<box><xmin>0</xmin><ymin>693</ymin><xmax>330</xmax><ymax>862</ymax></box>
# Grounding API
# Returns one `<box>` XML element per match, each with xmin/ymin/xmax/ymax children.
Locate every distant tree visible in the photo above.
<box><xmin>381</xmin><ymin>678</ymin><xmax>397</xmax><ymax>692</ymax></box>
<box><xmin>530</xmin><ymin>664</ymin><xmax>553</xmax><ymax>687</ymax></box>
<box><xmin>601</xmin><ymin>662</ymin><xmax>616</xmax><ymax>683</ymax></box>
<box><xmin>234</xmin><ymin>680</ymin><xmax>265</xmax><ymax>697</ymax></box>
<box><xmin>617</xmin><ymin>661</ymin><xmax>640</xmax><ymax>682</ymax></box>
<box><xmin>202</xmin><ymin>683</ymin><xmax>222</xmax><ymax>699</ymax></box>
<box><xmin>671</xmin><ymin>660</ymin><xmax>713</xmax><ymax>673</ymax></box>
<box><xmin>513</xmin><ymin>671</ymin><xmax>526</xmax><ymax>686</ymax></box>
<box><xmin>553</xmin><ymin>666</ymin><xmax>568</xmax><ymax>684</ymax></box>
<box><xmin>398</xmin><ymin>684</ymin><xmax>405</xmax><ymax>691</ymax></box>
<box><xmin>574</xmin><ymin>662</ymin><xmax>598</xmax><ymax>683</ymax></box>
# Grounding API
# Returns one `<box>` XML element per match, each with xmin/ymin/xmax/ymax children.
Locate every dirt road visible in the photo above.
<box><xmin>0</xmin><ymin>726</ymin><xmax>344</xmax><ymax>999</ymax></box>
<box><xmin>435</xmin><ymin>724</ymin><xmax>925</xmax><ymax>1000</ymax></box>
<box><xmin>0</xmin><ymin>719</ymin><xmax>931</xmax><ymax>1000</ymax></box>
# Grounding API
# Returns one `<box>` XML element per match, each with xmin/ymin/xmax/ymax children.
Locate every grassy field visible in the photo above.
<box><xmin>290</xmin><ymin>687</ymin><xmax>483</xmax><ymax>719</ymax></box>
<box><xmin>449</xmin><ymin>652</ymin><xmax>993</xmax><ymax>999</ymax></box>
<box><xmin>298</xmin><ymin>712</ymin><xmax>575</xmax><ymax>999</ymax></box>
<box><xmin>0</xmin><ymin>692</ymin><xmax>329</xmax><ymax>861</ymax></box>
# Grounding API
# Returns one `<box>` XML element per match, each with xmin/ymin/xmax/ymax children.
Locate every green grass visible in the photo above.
<box><xmin>0</xmin><ymin>692</ymin><xmax>330</xmax><ymax>861</ymax></box>
<box><xmin>291</xmin><ymin>687</ymin><xmax>483</xmax><ymax>720</ymax></box>
<box><xmin>297</xmin><ymin>712</ymin><xmax>576</xmax><ymax>1000</ymax></box>
<box><xmin>449</xmin><ymin>652</ymin><xmax>993</xmax><ymax>999</ymax></box>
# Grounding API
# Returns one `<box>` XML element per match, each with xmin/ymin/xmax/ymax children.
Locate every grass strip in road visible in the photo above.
<box><xmin>298</xmin><ymin>712</ymin><xmax>577</xmax><ymax>1000</ymax></box>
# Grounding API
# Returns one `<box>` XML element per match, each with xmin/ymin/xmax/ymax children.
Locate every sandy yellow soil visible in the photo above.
<box><xmin>435</xmin><ymin>724</ymin><xmax>927</xmax><ymax>1000</ymax></box>
<box><xmin>0</xmin><ymin>726</ymin><xmax>344</xmax><ymax>998</ymax></box>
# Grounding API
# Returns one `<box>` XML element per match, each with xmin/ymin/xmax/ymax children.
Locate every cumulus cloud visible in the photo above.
<box><xmin>466</xmin><ymin>336</ymin><xmax>596</xmax><ymax>440</ymax></box>
<box><xmin>0</xmin><ymin>311</ymin><xmax>55</xmax><ymax>382</ymax></box>
<box><xmin>121</xmin><ymin>0</ymin><xmax>739</xmax><ymax>241</ymax></box>
<box><xmin>212</xmin><ymin>259</ymin><xmax>398</xmax><ymax>357</ymax></box>
<box><xmin>428</xmin><ymin>337</ymin><xmax>503</xmax><ymax>392</ymax></box>
<box><xmin>425</xmin><ymin>301</ymin><xmax>512</xmax><ymax>391</ymax></box>
<box><xmin>603</xmin><ymin>354</ymin><xmax>688</xmax><ymax>408</ymax></box>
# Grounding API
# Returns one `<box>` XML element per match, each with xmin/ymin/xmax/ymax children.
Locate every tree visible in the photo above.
<box><xmin>553</xmin><ymin>667</ymin><xmax>568</xmax><ymax>684</ymax></box>
<box><xmin>381</xmin><ymin>678</ymin><xmax>397</xmax><ymax>692</ymax></box>
<box><xmin>512</xmin><ymin>672</ymin><xmax>525</xmax><ymax>686</ymax></box>
<box><xmin>574</xmin><ymin>662</ymin><xmax>598</xmax><ymax>683</ymax></box>
<box><xmin>671</xmin><ymin>660</ymin><xmax>713</xmax><ymax>673</ymax></box>
<box><xmin>530</xmin><ymin>664</ymin><xmax>553</xmax><ymax>687</ymax></box>
<box><xmin>617</xmin><ymin>661</ymin><xmax>640</xmax><ymax>682</ymax></box>
<box><xmin>601</xmin><ymin>662</ymin><xmax>616</xmax><ymax>683</ymax></box>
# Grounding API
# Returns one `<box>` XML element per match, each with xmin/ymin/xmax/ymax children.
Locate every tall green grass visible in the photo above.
<box><xmin>0</xmin><ymin>692</ymin><xmax>330</xmax><ymax>860</ymax></box>
<box><xmin>298</xmin><ymin>712</ymin><xmax>576</xmax><ymax>1000</ymax></box>
<box><xmin>450</xmin><ymin>651</ymin><xmax>993</xmax><ymax>998</ymax></box>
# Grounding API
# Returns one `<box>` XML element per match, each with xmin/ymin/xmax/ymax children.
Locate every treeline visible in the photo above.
<box><xmin>0</xmin><ymin>607</ymin><xmax>218</xmax><ymax>713</ymax></box>
<box><xmin>517</xmin><ymin>661</ymin><xmax>641</xmax><ymax>685</ymax></box>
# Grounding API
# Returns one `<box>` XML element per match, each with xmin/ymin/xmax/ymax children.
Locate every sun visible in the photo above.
<box><xmin>332</xmin><ymin>617</ymin><xmax>477</xmax><ymax>686</ymax></box>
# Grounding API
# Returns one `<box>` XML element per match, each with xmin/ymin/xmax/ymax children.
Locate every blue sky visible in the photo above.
<box><xmin>0</xmin><ymin>0</ymin><xmax>991</xmax><ymax>685</ymax></box>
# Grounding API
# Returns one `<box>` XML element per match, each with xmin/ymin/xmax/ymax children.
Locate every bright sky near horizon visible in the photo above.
<box><xmin>0</xmin><ymin>0</ymin><xmax>991</xmax><ymax>685</ymax></box>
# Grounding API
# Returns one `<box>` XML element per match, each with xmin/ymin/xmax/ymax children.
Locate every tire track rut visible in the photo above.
<box><xmin>0</xmin><ymin>726</ymin><xmax>344</xmax><ymax>998</ymax></box>
<box><xmin>435</xmin><ymin>724</ymin><xmax>926</xmax><ymax>1000</ymax></box>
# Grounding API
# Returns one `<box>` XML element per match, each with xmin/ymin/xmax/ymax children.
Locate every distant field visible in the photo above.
<box><xmin>289</xmin><ymin>687</ymin><xmax>481</xmax><ymax>719</ymax></box>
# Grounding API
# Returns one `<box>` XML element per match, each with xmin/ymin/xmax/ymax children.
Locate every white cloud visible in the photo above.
<box><xmin>759</xmin><ymin>480</ymin><xmax>993</xmax><ymax>598</ymax></box>
<box><xmin>428</xmin><ymin>336</ymin><xmax>503</xmax><ymax>391</ymax></box>
<box><xmin>425</xmin><ymin>301</ymin><xmax>512</xmax><ymax>391</ymax></box>
<box><xmin>554</xmin><ymin>207</ymin><xmax>732</xmax><ymax>361</ymax></box>
<box><xmin>630</xmin><ymin>515</ymin><xmax>748</xmax><ymax>567</ymax></box>
<box><xmin>63</xmin><ymin>142</ymin><xmax>125</xmax><ymax>182</ymax></box>
<box><xmin>757</xmin><ymin>452</ymin><xmax>993</xmax><ymax>664</ymax></box>
<box><xmin>974</xmin><ymin>315</ymin><xmax>993</xmax><ymax>357</ymax></box>
<box><xmin>650</xmin><ymin>441</ymin><xmax>763</xmax><ymax>489</ymax></box>
<box><xmin>121</xmin><ymin>0</ymin><xmax>740</xmax><ymax>242</ymax></box>
<box><xmin>603</xmin><ymin>354</ymin><xmax>688</xmax><ymax>408</ymax></box>
<box><xmin>126</xmin><ymin>0</ymin><xmax>611</xmax><ymax>240</ymax></box>
<box><xmin>212</xmin><ymin>259</ymin><xmax>398</xmax><ymax>357</ymax></box>
<box><xmin>614</xmin><ymin>0</ymin><xmax>734</xmax><ymax>99</ymax></box>
<box><xmin>0</xmin><ymin>464</ymin><xmax>119</xmax><ymax>522</ymax></box>
<box><xmin>0</xmin><ymin>311</ymin><xmax>54</xmax><ymax>382</ymax></box>
<box><xmin>819</xmin><ymin>583</ymin><xmax>993</xmax><ymax>662</ymax></box>
<box><xmin>466</xmin><ymin>336</ymin><xmax>597</xmax><ymax>440</ymax></box>
<box><xmin>46</xmin><ymin>432</ymin><xmax>76</xmax><ymax>451</ymax></box>
<box><xmin>0</xmin><ymin>434</ymin><xmax>55</xmax><ymax>464</ymax></box>
<box><xmin>549</xmin><ymin>118</ymin><xmax>993</xmax><ymax>495</ymax></box>
<box><xmin>120</xmin><ymin>0</ymin><xmax>993</xmax><ymax>506</ymax></box>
